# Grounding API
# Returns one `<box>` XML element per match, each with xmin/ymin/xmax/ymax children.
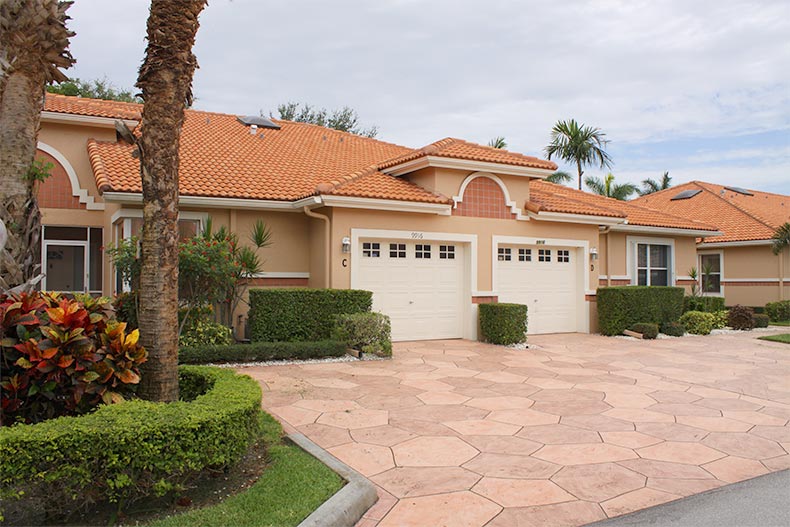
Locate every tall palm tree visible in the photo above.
<box><xmin>772</xmin><ymin>223</ymin><xmax>790</xmax><ymax>255</ymax></box>
<box><xmin>133</xmin><ymin>0</ymin><xmax>207</xmax><ymax>402</ymax></box>
<box><xmin>488</xmin><ymin>136</ymin><xmax>507</xmax><ymax>149</ymax></box>
<box><xmin>639</xmin><ymin>171</ymin><xmax>672</xmax><ymax>196</ymax></box>
<box><xmin>0</xmin><ymin>0</ymin><xmax>75</xmax><ymax>290</ymax></box>
<box><xmin>545</xmin><ymin>171</ymin><xmax>573</xmax><ymax>185</ymax></box>
<box><xmin>584</xmin><ymin>173</ymin><xmax>637</xmax><ymax>201</ymax></box>
<box><xmin>544</xmin><ymin>119</ymin><xmax>613</xmax><ymax>190</ymax></box>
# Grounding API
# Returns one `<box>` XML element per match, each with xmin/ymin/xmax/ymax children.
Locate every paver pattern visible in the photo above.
<box><xmin>241</xmin><ymin>331</ymin><xmax>790</xmax><ymax>527</ymax></box>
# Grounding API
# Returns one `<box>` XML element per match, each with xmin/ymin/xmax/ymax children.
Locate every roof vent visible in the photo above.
<box><xmin>237</xmin><ymin>115</ymin><xmax>280</xmax><ymax>130</ymax></box>
<box><xmin>724</xmin><ymin>186</ymin><xmax>753</xmax><ymax>196</ymax></box>
<box><xmin>670</xmin><ymin>189</ymin><xmax>702</xmax><ymax>201</ymax></box>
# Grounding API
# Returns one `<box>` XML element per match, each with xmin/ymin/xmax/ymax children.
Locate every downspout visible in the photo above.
<box><xmin>781</xmin><ymin>249</ymin><xmax>785</xmax><ymax>301</ymax></box>
<box><xmin>304</xmin><ymin>206</ymin><xmax>331</xmax><ymax>288</ymax></box>
<box><xmin>601</xmin><ymin>226</ymin><xmax>612</xmax><ymax>287</ymax></box>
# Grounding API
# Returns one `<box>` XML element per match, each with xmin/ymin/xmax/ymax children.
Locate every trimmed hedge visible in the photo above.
<box><xmin>597</xmin><ymin>286</ymin><xmax>684</xmax><ymax>336</ymax></box>
<box><xmin>661</xmin><ymin>321</ymin><xmax>686</xmax><ymax>337</ymax></box>
<box><xmin>332</xmin><ymin>312</ymin><xmax>392</xmax><ymax>357</ymax></box>
<box><xmin>249</xmin><ymin>288</ymin><xmax>372</xmax><ymax>342</ymax></box>
<box><xmin>630</xmin><ymin>323</ymin><xmax>658</xmax><ymax>339</ymax></box>
<box><xmin>683</xmin><ymin>296</ymin><xmax>726</xmax><ymax>313</ymax></box>
<box><xmin>679</xmin><ymin>311</ymin><xmax>715</xmax><ymax>335</ymax></box>
<box><xmin>179</xmin><ymin>340</ymin><xmax>347</xmax><ymax>364</ymax></box>
<box><xmin>0</xmin><ymin>367</ymin><xmax>261</xmax><ymax>521</ymax></box>
<box><xmin>712</xmin><ymin>310</ymin><xmax>729</xmax><ymax>330</ymax></box>
<box><xmin>754</xmin><ymin>313</ymin><xmax>770</xmax><ymax>328</ymax></box>
<box><xmin>728</xmin><ymin>304</ymin><xmax>755</xmax><ymax>330</ymax></box>
<box><xmin>479</xmin><ymin>303</ymin><xmax>528</xmax><ymax>345</ymax></box>
<box><xmin>765</xmin><ymin>300</ymin><xmax>790</xmax><ymax>322</ymax></box>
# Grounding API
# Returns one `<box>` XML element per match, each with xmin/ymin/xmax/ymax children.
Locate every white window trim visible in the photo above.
<box><xmin>111</xmin><ymin>209</ymin><xmax>208</xmax><ymax>237</ymax></box>
<box><xmin>698</xmin><ymin>250</ymin><xmax>725</xmax><ymax>297</ymax></box>
<box><xmin>626</xmin><ymin>236</ymin><xmax>676</xmax><ymax>286</ymax></box>
<box><xmin>41</xmin><ymin>228</ymin><xmax>103</xmax><ymax>294</ymax></box>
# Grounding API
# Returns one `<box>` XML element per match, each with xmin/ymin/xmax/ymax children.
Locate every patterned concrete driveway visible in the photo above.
<box><xmin>241</xmin><ymin>331</ymin><xmax>790</xmax><ymax>527</ymax></box>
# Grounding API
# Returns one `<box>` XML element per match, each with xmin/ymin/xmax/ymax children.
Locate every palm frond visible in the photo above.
<box><xmin>545</xmin><ymin>171</ymin><xmax>573</xmax><ymax>184</ymax></box>
<box><xmin>772</xmin><ymin>222</ymin><xmax>790</xmax><ymax>255</ymax></box>
<box><xmin>250</xmin><ymin>219</ymin><xmax>272</xmax><ymax>249</ymax></box>
<box><xmin>488</xmin><ymin>136</ymin><xmax>507</xmax><ymax>149</ymax></box>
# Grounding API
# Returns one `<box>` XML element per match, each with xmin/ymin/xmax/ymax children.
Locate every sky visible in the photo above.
<box><xmin>65</xmin><ymin>0</ymin><xmax>790</xmax><ymax>194</ymax></box>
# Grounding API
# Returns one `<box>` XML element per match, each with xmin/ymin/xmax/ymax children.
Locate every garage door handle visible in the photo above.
<box><xmin>409</xmin><ymin>301</ymin><xmax>414</xmax><ymax>304</ymax></box>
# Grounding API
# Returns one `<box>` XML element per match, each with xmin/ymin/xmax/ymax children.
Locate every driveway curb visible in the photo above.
<box><xmin>290</xmin><ymin>432</ymin><xmax>379</xmax><ymax>527</ymax></box>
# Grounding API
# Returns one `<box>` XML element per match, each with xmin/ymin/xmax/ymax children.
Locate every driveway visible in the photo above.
<box><xmin>241</xmin><ymin>331</ymin><xmax>790</xmax><ymax>527</ymax></box>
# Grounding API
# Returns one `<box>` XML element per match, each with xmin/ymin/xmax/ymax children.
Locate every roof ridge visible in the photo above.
<box><xmin>694</xmin><ymin>181</ymin><xmax>778</xmax><ymax>231</ymax></box>
<box><xmin>530</xmin><ymin>183</ymin><xmax>627</xmax><ymax>218</ymax></box>
<box><xmin>318</xmin><ymin>164</ymin><xmax>380</xmax><ymax>193</ymax></box>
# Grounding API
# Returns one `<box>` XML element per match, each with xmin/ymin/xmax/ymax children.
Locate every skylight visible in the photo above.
<box><xmin>670</xmin><ymin>189</ymin><xmax>702</xmax><ymax>201</ymax></box>
<box><xmin>724</xmin><ymin>186</ymin><xmax>753</xmax><ymax>196</ymax></box>
<box><xmin>237</xmin><ymin>115</ymin><xmax>280</xmax><ymax>130</ymax></box>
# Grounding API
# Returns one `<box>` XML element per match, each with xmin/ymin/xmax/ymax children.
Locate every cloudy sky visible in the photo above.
<box><xmin>66</xmin><ymin>0</ymin><xmax>789</xmax><ymax>194</ymax></box>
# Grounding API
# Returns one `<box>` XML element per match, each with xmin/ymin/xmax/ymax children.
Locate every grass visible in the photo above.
<box><xmin>759</xmin><ymin>333</ymin><xmax>790</xmax><ymax>344</ymax></box>
<box><xmin>769</xmin><ymin>320</ymin><xmax>790</xmax><ymax>326</ymax></box>
<box><xmin>146</xmin><ymin>413</ymin><xmax>344</xmax><ymax>527</ymax></box>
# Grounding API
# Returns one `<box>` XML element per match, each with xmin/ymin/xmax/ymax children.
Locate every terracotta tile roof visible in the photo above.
<box><xmin>44</xmin><ymin>93</ymin><xmax>142</xmax><ymax>120</ymax></box>
<box><xmin>378</xmin><ymin>137</ymin><xmax>558</xmax><ymax>171</ymax></box>
<box><xmin>632</xmin><ymin>181</ymin><xmax>790</xmax><ymax>243</ymax></box>
<box><xmin>528</xmin><ymin>181</ymin><xmax>719</xmax><ymax>232</ymax></box>
<box><xmin>319</xmin><ymin>166</ymin><xmax>451</xmax><ymax>204</ymax></box>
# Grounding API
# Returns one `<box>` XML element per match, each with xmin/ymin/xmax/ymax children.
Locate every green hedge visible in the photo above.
<box><xmin>0</xmin><ymin>367</ymin><xmax>261</xmax><ymax>521</ymax></box>
<box><xmin>683</xmin><ymin>296</ymin><xmax>726</xmax><ymax>313</ymax></box>
<box><xmin>660</xmin><ymin>321</ymin><xmax>686</xmax><ymax>337</ymax></box>
<box><xmin>754</xmin><ymin>313</ymin><xmax>770</xmax><ymax>328</ymax></box>
<box><xmin>479</xmin><ymin>303</ymin><xmax>528</xmax><ymax>345</ymax></box>
<box><xmin>597</xmin><ymin>286</ymin><xmax>684</xmax><ymax>336</ymax></box>
<box><xmin>679</xmin><ymin>311</ymin><xmax>715</xmax><ymax>335</ymax></box>
<box><xmin>179</xmin><ymin>340</ymin><xmax>347</xmax><ymax>364</ymax></box>
<box><xmin>249</xmin><ymin>288</ymin><xmax>372</xmax><ymax>342</ymax></box>
<box><xmin>332</xmin><ymin>312</ymin><xmax>392</xmax><ymax>357</ymax></box>
<box><xmin>765</xmin><ymin>300</ymin><xmax>790</xmax><ymax>321</ymax></box>
<box><xmin>630</xmin><ymin>323</ymin><xmax>658</xmax><ymax>339</ymax></box>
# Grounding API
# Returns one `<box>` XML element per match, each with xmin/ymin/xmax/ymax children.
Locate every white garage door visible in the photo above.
<box><xmin>356</xmin><ymin>239</ymin><xmax>465</xmax><ymax>341</ymax></box>
<box><xmin>496</xmin><ymin>245</ymin><xmax>579</xmax><ymax>334</ymax></box>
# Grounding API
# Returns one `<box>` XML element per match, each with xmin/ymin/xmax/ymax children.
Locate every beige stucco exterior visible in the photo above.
<box><xmin>698</xmin><ymin>245</ymin><xmax>789</xmax><ymax>307</ymax></box>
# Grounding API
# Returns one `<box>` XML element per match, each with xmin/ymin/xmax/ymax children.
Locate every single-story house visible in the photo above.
<box><xmin>633</xmin><ymin>182</ymin><xmax>789</xmax><ymax>307</ymax></box>
<box><xmin>36</xmin><ymin>94</ymin><xmax>719</xmax><ymax>340</ymax></box>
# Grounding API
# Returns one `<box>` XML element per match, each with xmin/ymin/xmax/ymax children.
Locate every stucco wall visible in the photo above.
<box><xmin>705</xmin><ymin>245</ymin><xmax>789</xmax><ymax>307</ymax></box>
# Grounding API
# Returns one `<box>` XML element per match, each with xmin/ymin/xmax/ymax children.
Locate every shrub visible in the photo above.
<box><xmin>597</xmin><ymin>287</ymin><xmax>684</xmax><ymax>336</ymax></box>
<box><xmin>679</xmin><ymin>311</ymin><xmax>715</xmax><ymax>335</ymax></box>
<box><xmin>683</xmin><ymin>296</ymin><xmax>726</xmax><ymax>313</ymax></box>
<box><xmin>728</xmin><ymin>304</ymin><xmax>755</xmax><ymax>330</ymax></box>
<box><xmin>754</xmin><ymin>313</ymin><xmax>770</xmax><ymax>328</ymax></box>
<box><xmin>765</xmin><ymin>300</ymin><xmax>790</xmax><ymax>321</ymax></box>
<box><xmin>630</xmin><ymin>323</ymin><xmax>658</xmax><ymax>339</ymax></box>
<box><xmin>332</xmin><ymin>312</ymin><xmax>392</xmax><ymax>357</ymax></box>
<box><xmin>179</xmin><ymin>340</ymin><xmax>347</xmax><ymax>364</ymax></box>
<box><xmin>0</xmin><ymin>366</ymin><xmax>261</xmax><ymax>521</ymax></box>
<box><xmin>249</xmin><ymin>289</ymin><xmax>372</xmax><ymax>342</ymax></box>
<box><xmin>113</xmin><ymin>291</ymin><xmax>138</xmax><ymax>329</ymax></box>
<box><xmin>179</xmin><ymin>318</ymin><xmax>233</xmax><ymax>348</ymax></box>
<box><xmin>479</xmin><ymin>303</ymin><xmax>528</xmax><ymax>345</ymax></box>
<box><xmin>660</xmin><ymin>321</ymin><xmax>686</xmax><ymax>337</ymax></box>
<box><xmin>1</xmin><ymin>292</ymin><xmax>147</xmax><ymax>425</ymax></box>
<box><xmin>712</xmin><ymin>310</ymin><xmax>729</xmax><ymax>330</ymax></box>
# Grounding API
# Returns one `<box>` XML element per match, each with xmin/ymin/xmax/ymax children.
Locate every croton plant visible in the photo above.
<box><xmin>0</xmin><ymin>292</ymin><xmax>147</xmax><ymax>425</ymax></box>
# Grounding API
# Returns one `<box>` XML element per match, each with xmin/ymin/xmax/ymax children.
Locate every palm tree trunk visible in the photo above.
<box><xmin>576</xmin><ymin>160</ymin><xmax>583</xmax><ymax>190</ymax></box>
<box><xmin>135</xmin><ymin>0</ymin><xmax>206</xmax><ymax>402</ymax></box>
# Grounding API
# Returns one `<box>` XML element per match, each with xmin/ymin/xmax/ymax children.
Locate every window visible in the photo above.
<box><xmin>362</xmin><ymin>242</ymin><xmax>380</xmax><ymax>258</ymax></box>
<box><xmin>43</xmin><ymin>226</ymin><xmax>103</xmax><ymax>293</ymax></box>
<box><xmin>518</xmin><ymin>248</ymin><xmax>532</xmax><ymax>262</ymax></box>
<box><xmin>538</xmin><ymin>249</ymin><xmax>551</xmax><ymax>262</ymax></box>
<box><xmin>389</xmin><ymin>243</ymin><xmax>406</xmax><ymax>258</ymax></box>
<box><xmin>637</xmin><ymin>243</ymin><xmax>670</xmax><ymax>286</ymax></box>
<box><xmin>700</xmin><ymin>253</ymin><xmax>721</xmax><ymax>294</ymax></box>
<box><xmin>415</xmin><ymin>244</ymin><xmax>431</xmax><ymax>259</ymax></box>
<box><xmin>557</xmin><ymin>250</ymin><xmax>570</xmax><ymax>263</ymax></box>
<box><xmin>498</xmin><ymin>247</ymin><xmax>511</xmax><ymax>261</ymax></box>
<box><xmin>439</xmin><ymin>245</ymin><xmax>455</xmax><ymax>259</ymax></box>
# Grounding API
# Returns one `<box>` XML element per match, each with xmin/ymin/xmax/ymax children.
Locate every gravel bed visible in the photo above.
<box><xmin>217</xmin><ymin>353</ymin><xmax>385</xmax><ymax>369</ymax></box>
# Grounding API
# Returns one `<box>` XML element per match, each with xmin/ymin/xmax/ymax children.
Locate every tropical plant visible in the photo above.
<box><xmin>771</xmin><ymin>222</ymin><xmax>790</xmax><ymax>255</ymax></box>
<box><xmin>47</xmin><ymin>76</ymin><xmax>142</xmax><ymax>102</ymax></box>
<box><xmin>584</xmin><ymin>173</ymin><xmax>637</xmax><ymax>200</ymax></box>
<box><xmin>488</xmin><ymin>136</ymin><xmax>507</xmax><ymax>149</ymax></box>
<box><xmin>544</xmin><ymin>118</ymin><xmax>613</xmax><ymax>190</ymax></box>
<box><xmin>0</xmin><ymin>0</ymin><xmax>75</xmax><ymax>291</ymax></box>
<box><xmin>638</xmin><ymin>171</ymin><xmax>672</xmax><ymax>195</ymax></box>
<box><xmin>272</xmin><ymin>102</ymin><xmax>378</xmax><ymax>137</ymax></box>
<box><xmin>545</xmin><ymin>171</ymin><xmax>573</xmax><ymax>185</ymax></box>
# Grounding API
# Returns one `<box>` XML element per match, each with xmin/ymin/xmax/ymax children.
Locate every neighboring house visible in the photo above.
<box><xmin>634</xmin><ymin>182</ymin><xmax>790</xmax><ymax>307</ymax></box>
<box><xmin>36</xmin><ymin>94</ymin><xmax>718</xmax><ymax>340</ymax></box>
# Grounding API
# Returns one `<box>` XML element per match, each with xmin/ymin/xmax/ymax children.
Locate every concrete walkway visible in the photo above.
<box><xmin>241</xmin><ymin>331</ymin><xmax>790</xmax><ymax>527</ymax></box>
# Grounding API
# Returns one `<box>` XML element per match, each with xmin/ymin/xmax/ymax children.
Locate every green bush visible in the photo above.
<box><xmin>0</xmin><ymin>366</ymin><xmax>261</xmax><ymax>521</ymax></box>
<box><xmin>249</xmin><ymin>289</ymin><xmax>372</xmax><ymax>342</ymax></box>
<box><xmin>479</xmin><ymin>303</ymin><xmax>528</xmax><ymax>345</ymax></box>
<box><xmin>765</xmin><ymin>300</ymin><xmax>790</xmax><ymax>321</ymax></box>
<box><xmin>754</xmin><ymin>313</ymin><xmax>770</xmax><ymax>328</ymax></box>
<box><xmin>179</xmin><ymin>318</ymin><xmax>233</xmax><ymax>348</ymax></box>
<box><xmin>728</xmin><ymin>304</ymin><xmax>755</xmax><ymax>330</ymax></box>
<box><xmin>332</xmin><ymin>312</ymin><xmax>392</xmax><ymax>357</ymax></box>
<box><xmin>679</xmin><ymin>311</ymin><xmax>715</xmax><ymax>335</ymax></box>
<box><xmin>683</xmin><ymin>296</ymin><xmax>726</xmax><ymax>313</ymax></box>
<box><xmin>597</xmin><ymin>286</ymin><xmax>684</xmax><ymax>336</ymax></box>
<box><xmin>179</xmin><ymin>340</ymin><xmax>347</xmax><ymax>364</ymax></box>
<box><xmin>660</xmin><ymin>321</ymin><xmax>686</xmax><ymax>337</ymax></box>
<box><xmin>630</xmin><ymin>323</ymin><xmax>658</xmax><ymax>339</ymax></box>
<box><xmin>712</xmin><ymin>310</ymin><xmax>729</xmax><ymax>330</ymax></box>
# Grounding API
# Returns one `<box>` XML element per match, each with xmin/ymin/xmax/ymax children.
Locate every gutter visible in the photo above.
<box><xmin>303</xmin><ymin>206</ymin><xmax>331</xmax><ymax>288</ymax></box>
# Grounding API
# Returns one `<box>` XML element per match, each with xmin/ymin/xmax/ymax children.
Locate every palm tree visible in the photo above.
<box><xmin>772</xmin><ymin>223</ymin><xmax>790</xmax><ymax>255</ymax></box>
<box><xmin>133</xmin><ymin>0</ymin><xmax>207</xmax><ymax>402</ymax></box>
<box><xmin>584</xmin><ymin>173</ymin><xmax>638</xmax><ymax>201</ymax></box>
<box><xmin>488</xmin><ymin>136</ymin><xmax>507</xmax><ymax>149</ymax></box>
<box><xmin>544</xmin><ymin>119</ymin><xmax>613</xmax><ymax>190</ymax></box>
<box><xmin>545</xmin><ymin>171</ymin><xmax>573</xmax><ymax>185</ymax></box>
<box><xmin>0</xmin><ymin>0</ymin><xmax>75</xmax><ymax>290</ymax></box>
<box><xmin>639</xmin><ymin>171</ymin><xmax>672</xmax><ymax>196</ymax></box>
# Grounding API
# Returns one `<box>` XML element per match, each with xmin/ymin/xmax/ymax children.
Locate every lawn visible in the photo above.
<box><xmin>769</xmin><ymin>320</ymin><xmax>790</xmax><ymax>326</ymax></box>
<box><xmin>146</xmin><ymin>413</ymin><xmax>344</xmax><ymax>527</ymax></box>
<box><xmin>759</xmin><ymin>334</ymin><xmax>790</xmax><ymax>344</ymax></box>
